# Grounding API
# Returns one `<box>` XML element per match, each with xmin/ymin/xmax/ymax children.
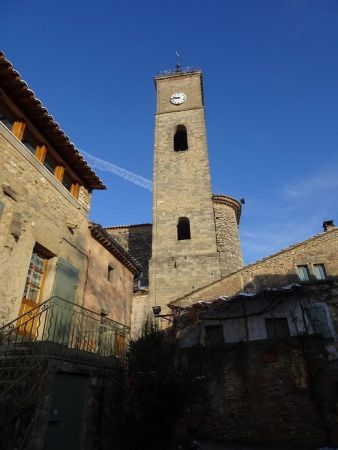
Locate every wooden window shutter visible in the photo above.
<box><xmin>35</xmin><ymin>145</ymin><xmax>47</xmax><ymax>163</ymax></box>
<box><xmin>71</xmin><ymin>182</ymin><xmax>80</xmax><ymax>199</ymax></box>
<box><xmin>54</xmin><ymin>166</ymin><xmax>65</xmax><ymax>182</ymax></box>
<box><xmin>50</xmin><ymin>258</ymin><xmax>79</xmax><ymax>345</ymax></box>
<box><xmin>53</xmin><ymin>258</ymin><xmax>79</xmax><ymax>303</ymax></box>
<box><xmin>12</xmin><ymin>121</ymin><xmax>26</xmax><ymax>140</ymax></box>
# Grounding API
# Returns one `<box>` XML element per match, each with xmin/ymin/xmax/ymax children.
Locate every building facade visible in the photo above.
<box><xmin>0</xmin><ymin>51</ymin><xmax>143</xmax><ymax>449</ymax></box>
<box><xmin>0</xmin><ymin>51</ymin><xmax>139</xmax><ymax>331</ymax></box>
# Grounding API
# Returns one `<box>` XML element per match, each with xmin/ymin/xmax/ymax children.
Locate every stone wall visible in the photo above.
<box><xmin>106</xmin><ymin>224</ymin><xmax>152</xmax><ymax>287</ymax></box>
<box><xmin>150</xmin><ymin>72</ymin><xmax>221</xmax><ymax>312</ymax></box>
<box><xmin>0</xmin><ymin>123</ymin><xmax>134</xmax><ymax>327</ymax></box>
<box><xmin>29</xmin><ymin>358</ymin><xmax>120</xmax><ymax>450</ymax></box>
<box><xmin>173</xmin><ymin>227</ymin><xmax>338</xmax><ymax>307</ymax></box>
<box><xmin>213</xmin><ymin>196</ymin><xmax>243</xmax><ymax>276</ymax></box>
<box><xmin>131</xmin><ymin>289</ymin><xmax>150</xmax><ymax>339</ymax></box>
<box><xmin>85</xmin><ymin>232</ymin><xmax>134</xmax><ymax>327</ymax></box>
<box><xmin>182</xmin><ymin>337</ymin><xmax>338</xmax><ymax>448</ymax></box>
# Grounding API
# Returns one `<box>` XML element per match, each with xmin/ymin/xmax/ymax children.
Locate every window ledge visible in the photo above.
<box><xmin>0</xmin><ymin>122</ymin><xmax>83</xmax><ymax>211</ymax></box>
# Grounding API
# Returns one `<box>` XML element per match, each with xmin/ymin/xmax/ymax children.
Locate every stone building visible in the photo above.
<box><xmin>0</xmin><ymin>51</ymin><xmax>140</xmax><ymax>449</ymax></box>
<box><xmin>0</xmin><ymin>50</ymin><xmax>139</xmax><ymax>330</ymax></box>
<box><xmin>1</xmin><ymin>50</ymin><xmax>337</xmax><ymax>447</ymax></box>
<box><xmin>107</xmin><ymin>67</ymin><xmax>338</xmax><ymax>340</ymax></box>
<box><xmin>168</xmin><ymin>256</ymin><xmax>338</xmax><ymax>448</ymax></box>
<box><xmin>107</xmin><ymin>68</ymin><xmax>244</xmax><ymax>336</ymax></box>
<box><xmin>171</xmin><ymin>224</ymin><xmax>338</xmax><ymax>307</ymax></box>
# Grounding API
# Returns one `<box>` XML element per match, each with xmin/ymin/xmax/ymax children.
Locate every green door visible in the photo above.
<box><xmin>46</xmin><ymin>259</ymin><xmax>79</xmax><ymax>344</ymax></box>
<box><xmin>45</xmin><ymin>373</ymin><xmax>88</xmax><ymax>450</ymax></box>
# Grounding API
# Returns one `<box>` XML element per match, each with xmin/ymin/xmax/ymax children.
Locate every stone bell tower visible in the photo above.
<box><xmin>149</xmin><ymin>68</ymin><xmax>226</xmax><ymax>312</ymax></box>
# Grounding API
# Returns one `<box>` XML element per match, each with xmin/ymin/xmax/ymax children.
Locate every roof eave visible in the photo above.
<box><xmin>0</xmin><ymin>51</ymin><xmax>106</xmax><ymax>191</ymax></box>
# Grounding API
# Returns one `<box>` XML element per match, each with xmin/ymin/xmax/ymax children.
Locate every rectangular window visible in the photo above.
<box><xmin>108</xmin><ymin>265</ymin><xmax>114</xmax><ymax>282</ymax></box>
<box><xmin>305</xmin><ymin>306</ymin><xmax>331</xmax><ymax>338</ymax></box>
<box><xmin>313</xmin><ymin>264</ymin><xmax>326</xmax><ymax>280</ymax></box>
<box><xmin>297</xmin><ymin>265</ymin><xmax>310</xmax><ymax>282</ymax></box>
<box><xmin>23</xmin><ymin>251</ymin><xmax>48</xmax><ymax>303</ymax></box>
<box><xmin>44</xmin><ymin>152</ymin><xmax>58</xmax><ymax>174</ymax></box>
<box><xmin>62</xmin><ymin>172</ymin><xmax>73</xmax><ymax>191</ymax></box>
<box><xmin>266</xmin><ymin>318</ymin><xmax>290</xmax><ymax>339</ymax></box>
<box><xmin>22</xmin><ymin>129</ymin><xmax>39</xmax><ymax>155</ymax></box>
<box><xmin>205</xmin><ymin>324</ymin><xmax>224</xmax><ymax>347</ymax></box>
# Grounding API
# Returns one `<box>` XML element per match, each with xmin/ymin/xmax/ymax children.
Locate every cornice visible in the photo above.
<box><xmin>212</xmin><ymin>194</ymin><xmax>242</xmax><ymax>224</ymax></box>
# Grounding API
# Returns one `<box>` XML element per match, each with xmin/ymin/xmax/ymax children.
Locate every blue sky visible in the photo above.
<box><xmin>2</xmin><ymin>0</ymin><xmax>338</xmax><ymax>264</ymax></box>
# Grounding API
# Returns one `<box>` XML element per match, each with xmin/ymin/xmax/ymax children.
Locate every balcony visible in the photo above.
<box><xmin>0</xmin><ymin>296</ymin><xmax>129</xmax><ymax>367</ymax></box>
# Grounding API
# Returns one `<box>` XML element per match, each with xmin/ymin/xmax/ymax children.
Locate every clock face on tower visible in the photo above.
<box><xmin>170</xmin><ymin>92</ymin><xmax>187</xmax><ymax>105</ymax></box>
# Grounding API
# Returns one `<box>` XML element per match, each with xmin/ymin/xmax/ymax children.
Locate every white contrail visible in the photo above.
<box><xmin>82</xmin><ymin>151</ymin><xmax>153</xmax><ymax>192</ymax></box>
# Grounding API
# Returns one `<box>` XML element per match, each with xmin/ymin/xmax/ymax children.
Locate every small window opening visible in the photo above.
<box><xmin>297</xmin><ymin>265</ymin><xmax>310</xmax><ymax>282</ymax></box>
<box><xmin>44</xmin><ymin>152</ymin><xmax>58</xmax><ymax>174</ymax></box>
<box><xmin>62</xmin><ymin>172</ymin><xmax>74</xmax><ymax>191</ymax></box>
<box><xmin>313</xmin><ymin>264</ymin><xmax>326</xmax><ymax>280</ymax></box>
<box><xmin>177</xmin><ymin>217</ymin><xmax>191</xmax><ymax>240</ymax></box>
<box><xmin>22</xmin><ymin>129</ymin><xmax>38</xmax><ymax>155</ymax></box>
<box><xmin>108</xmin><ymin>265</ymin><xmax>114</xmax><ymax>282</ymax></box>
<box><xmin>174</xmin><ymin>125</ymin><xmax>188</xmax><ymax>151</ymax></box>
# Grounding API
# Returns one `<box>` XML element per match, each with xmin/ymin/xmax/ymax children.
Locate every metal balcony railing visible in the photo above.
<box><xmin>0</xmin><ymin>296</ymin><xmax>129</xmax><ymax>360</ymax></box>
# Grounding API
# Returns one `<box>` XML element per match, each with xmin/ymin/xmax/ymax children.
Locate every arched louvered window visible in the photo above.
<box><xmin>174</xmin><ymin>125</ymin><xmax>188</xmax><ymax>151</ymax></box>
<box><xmin>177</xmin><ymin>217</ymin><xmax>191</xmax><ymax>240</ymax></box>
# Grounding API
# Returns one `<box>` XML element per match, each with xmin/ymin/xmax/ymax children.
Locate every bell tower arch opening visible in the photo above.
<box><xmin>174</xmin><ymin>125</ymin><xmax>188</xmax><ymax>151</ymax></box>
<box><xmin>177</xmin><ymin>217</ymin><xmax>191</xmax><ymax>240</ymax></box>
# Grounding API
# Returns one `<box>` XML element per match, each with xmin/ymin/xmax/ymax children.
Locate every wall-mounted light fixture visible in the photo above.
<box><xmin>152</xmin><ymin>305</ymin><xmax>173</xmax><ymax>322</ymax></box>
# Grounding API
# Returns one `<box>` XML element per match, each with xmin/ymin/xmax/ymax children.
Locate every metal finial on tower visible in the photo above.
<box><xmin>175</xmin><ymin>51</ymin><xmax>182</xmax><ymax>72</ymax></box>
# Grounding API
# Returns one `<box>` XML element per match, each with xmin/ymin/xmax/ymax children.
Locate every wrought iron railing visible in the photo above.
<box><xmin>0</xmin><ymin>296</ymin><xmax>129</xmax><ymax>360</ymax></box>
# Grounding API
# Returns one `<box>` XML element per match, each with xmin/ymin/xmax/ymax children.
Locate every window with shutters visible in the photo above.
<box><xmin>0</xmin><ymin>97</ymin><xmax>81</xmax><ymax>199</ymax></box>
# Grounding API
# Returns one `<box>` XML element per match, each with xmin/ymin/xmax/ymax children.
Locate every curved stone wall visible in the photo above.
<box><xmin>212</xmin><ymin>195</ymin><xmax>244</xmax><ymax>276</ymax></box>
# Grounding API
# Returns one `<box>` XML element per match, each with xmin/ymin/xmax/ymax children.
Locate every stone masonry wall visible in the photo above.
<box><xmin>0</xmin><ymin>126</ymin><xmax>88</xmax><ymax>323</ymax></box>
<box><xmin>213</xmin><ymin>198</ymin><xmax>243</xmax><ymax>276</ymax></box>
<box><xmin>173</xmin><ymin>227</ymin><xmax>338</xmax><ymax>306</ymax></box>
<box><xmin>106</xmin><ymin>224</ymin><xmax>152</xmax><ymax>287</ymax></box>
<box><xmin>0</xmin><ymin>124</ymin><xmax>134</xmax><ymax>327</ymax></box>
<box><xmin>182</xmin><ymin>337</ymin><xmax>338</xmax><ymax>448</ymax></box>
<box><xmin>150</xmin><ymin>72</ymin><xmax>221</xmax><ymax>312</ymax></box>
<box><xmin>130</xmin><ymin>290</ymin><xmax>150</xmax><ymax>339</ymax></box>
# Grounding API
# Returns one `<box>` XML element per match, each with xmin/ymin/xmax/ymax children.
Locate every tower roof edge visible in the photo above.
<box><xmin>154</xmin><ymin>67</ymin><xmax>202</xmax><ymax>81</ymax></box>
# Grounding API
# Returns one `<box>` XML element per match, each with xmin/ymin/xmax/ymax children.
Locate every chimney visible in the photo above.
<box><xmin>323</xmin><ymin>220</ymin><xmax>335</xmax><ymax>232</ymax></box>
